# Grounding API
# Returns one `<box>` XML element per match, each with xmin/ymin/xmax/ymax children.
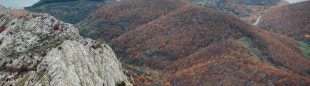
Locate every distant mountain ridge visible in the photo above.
<box><xmin>25</xmin><ymin>0</ymin><xmax>116</xmax><ymax>24</ymax></box>
<box><xmin>30</xmin><ymin>0</ymin><xmax>106</xmax><ymax>7</ymax></box>
<box><xmin>25</xmin><ymin>0</ymin><xmax>287</xmax><ymax>24</ymax></box>
<box><xmin>235</xmin><ymin>0</ymin><xmax>281</xmax><ymax>5</ymax></box>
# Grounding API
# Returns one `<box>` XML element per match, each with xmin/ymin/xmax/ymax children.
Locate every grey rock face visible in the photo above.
<box><xmin>0</xmin><ymin>9</ymin><xmax>132</xmax><ymax>86</ymax></box>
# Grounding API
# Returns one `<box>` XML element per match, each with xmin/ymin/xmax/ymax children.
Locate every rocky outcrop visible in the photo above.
<box><xmin>0</xmin><ymin>9</ymin><xmax>132</xmax><ymax>86</ymax></box>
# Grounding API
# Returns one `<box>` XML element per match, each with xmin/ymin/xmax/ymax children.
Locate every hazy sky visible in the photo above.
<box><xmin>287</xmin><ymin>0</ymin><xmax>308</xmax><ymax>3</ymax></box>
<box><xmin>0</xmin><ymin>0</ymin><xmax>308</xmax><ymax>9</ymax></box>
<box><xmin>0</xmin><ymin>0</ymin><xmax>39</xmax><ymax>9</ymax></box>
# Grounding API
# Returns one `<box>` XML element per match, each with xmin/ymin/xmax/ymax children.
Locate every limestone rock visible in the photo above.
<box><xmin>0</xmin><ymin>9</ymin><xmax>132</xmax><ymax>86</ymax></box>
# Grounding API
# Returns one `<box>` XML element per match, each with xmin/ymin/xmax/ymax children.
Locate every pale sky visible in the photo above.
<box><xmin>0</xmin><ymin>0</ymin><xmax>308</xmax><ymax>9</ymax></box>
<box><xmin>287</xmin><ymin>0</ymin><xmax>308</xmax><ymax>3</ymax></box>
<box><xmin>0</xmin><ymin>0</ymin><xmax>39</xmax><ymax>9</ymax></box>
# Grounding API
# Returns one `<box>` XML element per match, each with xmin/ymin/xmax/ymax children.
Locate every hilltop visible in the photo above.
<box><xmin>76</xmin><ymin>0</ymin><xmax>187</xmax><ymax>42</ymax></box>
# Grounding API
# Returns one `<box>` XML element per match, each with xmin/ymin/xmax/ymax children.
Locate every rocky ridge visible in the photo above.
<box><xmin>0</xmin><ymin>9</ymin><xmax>132</xmax><ymax>86</ymax></box>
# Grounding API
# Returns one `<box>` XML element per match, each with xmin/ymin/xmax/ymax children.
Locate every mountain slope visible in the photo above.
<box><xmin>258</xmin><ymin>1</ymin><xmax>310</xmax><ymax>60</ymax></box>
<box><xmin>77</xmin><ymin>0</ymin><xmax>288</xmax><ymax>42</ymax></box>
<box><xmin>165</xmin><ymin>39</ymin><xmax>309</xmax><ymax>86</ymax></box>
<box><xmin>76</xmin><ymin>0</ymin><xmax>187</xmax><ymax>42</ymax></box>
<box><xmin>112</xmin><ymin>5</ymin><xmax>310</xmax><ymax>85</ymax></box>
<box><xmin>187</xmin><ymin>0</ymin><xmax>288</xmax><ymax>23</ymax></box>
<box><xmin>76</xmin><ymin>0</ymin><xmax>310</xmax><ymax>85</ymax></box>
<box><xmin>258</xmin><ymin>1</ymin><xmax>310</xmax><ymax>41</ymax></box>
<box><xmin>25</xmin><ymin>0</ymin><xmax>116</xmax><ymax>24</ymax></box>
<box><xmin>0</xmin><ymin>9</ymin><xmax>132</xmax><ymax>86</ymax></box>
